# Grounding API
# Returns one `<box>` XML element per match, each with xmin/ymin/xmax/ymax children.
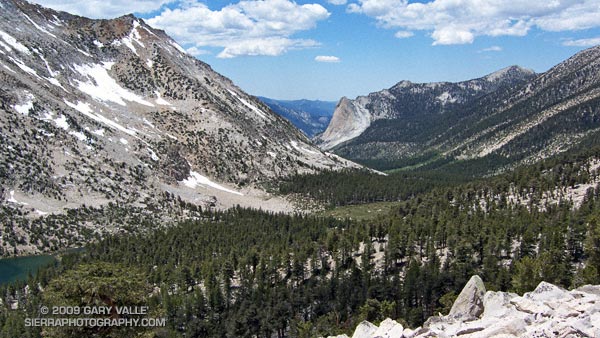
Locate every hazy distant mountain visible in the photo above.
<box><xmin>0</xmin><ymin>0</ymin><xmax>359</xmax><ymax>255</ymax></box>
<box><xmin>257</xmin><ymin>97</ymin><xmax>336</xmax><ymax>137</ymax></box>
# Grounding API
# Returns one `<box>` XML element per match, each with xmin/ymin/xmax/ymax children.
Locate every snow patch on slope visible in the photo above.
<box><xmin>113</xmin><ymin>20</ymin><xmax>145</xmax><ymax>55</ymax></box>
<box><xmin>64</xmin><ymin>100</ymin><xmax>136</xmax><ymax>136</ymax></box>
<box><xmin>182</xmin><ymin>171</ymin><xmax>243</xmax><ymax>196</ymax></box>
<box><xmin>290</xmin><ymin>141</ymin><xmax>319</xmax><ymax>155</ymax></box>
<box><xmin>54</xmin><ymin>114</ymin><xmax>69</xmax><ymax>130</ymax></box>
<box><xmin>73</xmin><ymin>62</ymin><xmax>154</xmax><ymax>107</ymax></box>
<box><xmin>227</xmin><ymin>89</ymin><xmax>267</xmax><ymax>119</ymax></box>
<box><xmin>22</xmin><ymin>13</ymin><xmax>56</xmax><ymax>38</ymax></box>
<box><xmin>69</xmin><ymin>131</ymin><xmax>87</xmax><ymax>142</ymax></box>
<box><xmin>7</xmin><ymin>190</ymin><xmax>28</xmax><ymax>205</ymax></box>
<box><xmin>170</xmin><ymin>41</ymin><xmax>186</xmax><ymax>54</ymax></box>
<box><xmin>9</xmin><ymin>56</ymin><xmax>41</xmax><ymax>79</ymax></box>
<box><xmin>13</xmin><ymin>93</ymin><xmax>34</xmax><ymax>115</ymax></box>
<box><xmin>0</xmin><ymin>30</ymin><xmax>30</xmax><ymax>54</ymax></box>
<box><xmin>154</xmin><ymin>91</ymin><xmax>171</xmax><ymax>106</ymax></box>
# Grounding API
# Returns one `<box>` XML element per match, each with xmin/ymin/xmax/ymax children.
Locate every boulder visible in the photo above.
<box><xmin>449</xmin><ymin>275</ymin><xmax>486</xmax><ymax>321</ymax></box>
<box><xmin>352</xmin><ymin>321</ymin><xmax>378</xmax><ymax>338</ymax></box>
<box><xmin>469</xmin><ymin>317</ymin><xmax>527</xmax><ymax>338</ymax></box>
<box><xmin>402</xmin><ymin>327</ymin><xmax>416</xmax><ymax>337</ymax></box>
<box><xmin>333</xmin><ymin>277</ymin><xmax>600</xmax><ymax>338</ymax></box>
<box><xmin>510</xmin><ymin>296</ymin><xmax>552</xmax><ymax>315</ymax></box>
<box><xmin>524</xmin><ymin>281</ymin><xmax>571</xmax><ymax>302</ymax></box>
<box><xmin>372</xmin><ymin>318</ymin><xmax>403</xmax><ymax>337</ymax></box>
<box><xmin>481</xmin><ymin>291</ymin><xmax>520</xmax><ymax>320</ymax></box>
<box><xmin>575</xmin><ymin>285</ymin><xmax>600</xmax><ymax>296</ymax></box>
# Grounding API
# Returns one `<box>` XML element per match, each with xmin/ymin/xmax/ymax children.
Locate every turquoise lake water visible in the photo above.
<box><xmin>0</xmin><ymin>254</ymin><xmax>56</xmax><ymax>285</ymax></box>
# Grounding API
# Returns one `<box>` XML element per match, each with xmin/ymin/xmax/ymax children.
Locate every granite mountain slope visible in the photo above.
<box><xmin>0</xmin><ymin>0</ymin><xmax>358</xmax><ymax>255</ymax></box>
<box><xmin>317</xmin><ymin>66</ymin><xmax>536</xmax><ymax>151</ymax></box>
<box><xmin>320</xmin><ymin>49</ymin><xmax>600</xmax><ymax>173</ymax></box>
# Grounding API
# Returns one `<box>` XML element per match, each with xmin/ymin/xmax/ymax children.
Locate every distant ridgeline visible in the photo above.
<box><xmin>318</xmin><ymin>46</ymin><xmax>600</xmax><ymax>174</ymax></box>
<box><xmin>258</xmin><ymin>97</ymin><xmax>336</xmax><ymax>138</ymax></box>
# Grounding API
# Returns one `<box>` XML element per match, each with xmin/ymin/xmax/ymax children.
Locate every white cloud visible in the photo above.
<box><xmin>394</xmin><ymin>30</ymin><xmax>414</xmax><ymax>38</ymax></box>
<box><xmin>328</xmin><ymin>0</ymin><xmax>347</xmax><ymax>4</ymax></box>
<box><xmin>480</xmin><ymin>45</ymin><xmax>503</xmax><ymax>52</ymax></box>
<box><xmin>30</xmin><ymin>0</ymin><xmax>172</xmax><ymax>19</ymax></box>
<box><xmin>431</xmin><ymin>26</ymin><xmax>474</xmax><ymax>45</ymax></box>
<box><xmin>347</xmin><ymin>0</ymin><xmax>600</xmax><ymax>45</ymax></box>
<box><xmin>315</xmin><ymin>55</ymin><xmax>341</xmax><ymax>62</ymax></box>
<box><xmin>562</xmin><ymin>37</ymin><xmax>600</xmax><ymax>47</ymax></box>
<box><xmin>147</xmin><ymin>0</ymin><xmax>329</xmax><ymax>58</ymax></box>
<box><xmin>186</xmin><ymin>46</ymin><xmax>210</xmax><ymax>56</ymax></box>
<box><xmin>220</xmin><ymin>38</ymin><xmax>320</xmax><ymax>58</ymax></box>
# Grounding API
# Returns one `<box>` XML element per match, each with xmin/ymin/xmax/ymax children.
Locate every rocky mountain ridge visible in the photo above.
<box><xmin>320</xmin><ymin>47</ymin><xmax>600</xmax><ymax>174</ymax></box>
<box><xmin>316</xmin><ymin>66</ymin><xmax>536</xmax><ymax>150</ymax></box>
<box><xmin>0</xmin><ymin>0</ymin><xmax>359</xmax><ymax>255</ymax></box>
<box><xmin>331</xmin><ymin>276</ymin><xmax>600</xmax><ymax>338</ymax></box>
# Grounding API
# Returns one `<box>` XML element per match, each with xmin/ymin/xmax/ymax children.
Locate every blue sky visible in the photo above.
<box><xmin>31</xmin><ymin>0</ymin><xmax>600</xmax><ymax>101</ymax></box>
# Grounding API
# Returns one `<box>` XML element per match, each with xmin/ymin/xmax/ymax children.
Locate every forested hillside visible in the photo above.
<box><xmin>2</xmin><ymin>1</ymin><xmax>600</xmax><ymax>338</ymax></box>
<box><xmin>3</xmin><ymin>148</ymin><xmax>600</xmax><ymax>337</ymax></box>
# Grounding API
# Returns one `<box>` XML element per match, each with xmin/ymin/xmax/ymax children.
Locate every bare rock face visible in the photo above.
<box><xmin>481</xmin><ymin>290</ymin><xmax>519</xmax><ymax>319</ymax></box>
<box><xmin>336</xmin><ymin>276</ymin><xmax>600</xmax><ymax>338</ymax></box>
<box><xmin>448</xmin><ymin>275</ymin><xmax>486</xmax><ymax>321</ymax></box>
<box><xmin>316</xmin><ymin>96</ymin><xmax>372</xmax><ymax>150</ymax></box>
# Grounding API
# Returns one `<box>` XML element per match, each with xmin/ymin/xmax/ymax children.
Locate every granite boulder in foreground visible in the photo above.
<box><xmin>330</xmin><ymin>275</ymin><xmax>600</xmax><ymax>338</ymax></box>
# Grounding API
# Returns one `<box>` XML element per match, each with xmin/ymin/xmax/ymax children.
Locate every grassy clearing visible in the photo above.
<box><xmin>315</xmin><ymin>201</ymin><xmax>398</xmax><ymax>221</ymax></box>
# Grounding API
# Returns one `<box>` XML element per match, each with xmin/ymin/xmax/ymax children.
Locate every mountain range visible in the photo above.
<box><xmin>257</xmin><ymin>97</ymin><xmax>336</xmax><ymax>138</ymax></box>
<box><xmin>318</xmin><ymin>51</ymin><xmax>600</xmax><ymax>173</ymax></box>
<box><xmin>3</xmin><ymin>1</ymin><xmax>600</xmax><ymax>336</ymax></box>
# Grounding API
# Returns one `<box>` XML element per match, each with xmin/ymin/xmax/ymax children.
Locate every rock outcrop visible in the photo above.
<box><xmin>336</xmin><ymin>276</ymin><xmax>600</xmax><ymax>338</ymax></box>
<box><xmin>447</xmin><ymin>275</ymin><xmax>486</xmax><ymax>321</ymax></box>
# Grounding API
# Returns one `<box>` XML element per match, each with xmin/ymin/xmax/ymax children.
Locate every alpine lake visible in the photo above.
<box><xmin>0</xmin><ymin>254</ymin><xmax>56</xmax><ymax>285</ymax></box>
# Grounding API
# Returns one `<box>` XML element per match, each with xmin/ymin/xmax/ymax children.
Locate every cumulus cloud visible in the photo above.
<box><xmin>30</xmin><ymin>0</ymin><xmax>172</xmax><ymax>19</ymax></box>
<box><xmin>147</xmin><ymin>0</ymin><xmax>329</xmax><ymax>58</ymax></box>
<box><xmin>328</xmin><ymin>0</ymin><xmax>347</xmax><ymax>4</ymax></box>
<box><xmin>562</xmin><ymin>37</ymin><xmax>600</xmax><ymax>46</ymax></box>
<box><xmin>315</xmin><ymin>55</ymin><xmax>341</xmax><ymax>62</ymax></box>
<box><xmin>347</xmin><ymin>0</ymin><xmax>600</xmax><ymax>45</ymax></box>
